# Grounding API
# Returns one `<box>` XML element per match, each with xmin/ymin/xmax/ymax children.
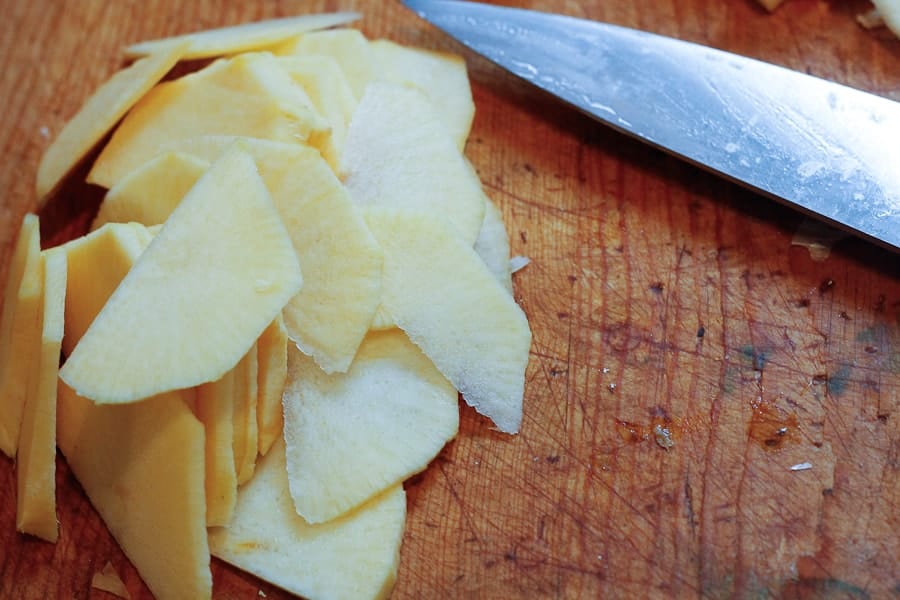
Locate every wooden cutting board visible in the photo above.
<box><xmin>1</xmin><ymin>1</ymin><xmax>898</xmax><ymax>598</ymax></box>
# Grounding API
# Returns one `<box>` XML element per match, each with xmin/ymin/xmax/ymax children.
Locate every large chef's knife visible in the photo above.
<box><xmin>402</xmin><ymin>0</ymin><xmax>900</xmax><ymax>252</ymax></box>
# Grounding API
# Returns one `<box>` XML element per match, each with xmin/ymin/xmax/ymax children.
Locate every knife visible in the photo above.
<box><xmin>402</xmin><ymin>0</ymin><xmax>900</xmax><ymax>252</ymax></box>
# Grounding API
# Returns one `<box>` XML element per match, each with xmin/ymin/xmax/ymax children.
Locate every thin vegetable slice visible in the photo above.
<box><xmin>57</xmin><ymin>383</ymin><xmax>211</xmax><ymax>600</ymax></box>
<box><xmin>365</xmin><ymin>209</ymin><xmax>531</xmax><ymax>434</ymax></box>
<box><xmin>209</xmin><ymin>438</ymin><xmax>406</xmax><ymax>600</ymax></box>
<box><xmin>342</xmin><ymin>82</ymin><xmax>485</xmax><ymax>245</ymax></box>
<box><xmin>88</xmin><ymin>53</ymin><xmax>327</xmax><ymax>189</ymax></box>
<box><xmin>125</xmin><ymin>13</ymin><xmax>360</xmax><ymax>59</ymax></box>
<box><xmin>161</xmin><ymin>136</ymin><xmax>382</xmax><ymax>374</ymax></box>
<box><xmin>92</xmin><ymin>152</ymin><xmax>208</xmax><ymax>230</ymax></box>
<box><xmin>16</xmin><ymin>249</ymin><xmax>66</xmax><ymax>542</ymax></box>
<box><xmin>61</xmin><ymin>147</ymin><xmax>302</xmax><ymax>404</ymax></box>
<box><xmin>36</xmin><ymin>44</ymin><xmax>185</xmax><ymax>204</ymax></box>
<box><xmin>0</xmin><ymin>214</ymin><xmax>42</xmax><ymax>457</ymax></box>
<box><xmin>283</xmin><ymin>329</ymin><xmax>458</xmax><ymax>524</ymax></box>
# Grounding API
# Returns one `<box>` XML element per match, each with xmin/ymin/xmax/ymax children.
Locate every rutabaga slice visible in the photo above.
<box><xmin>256</xmin><ymin>314</ymin><xmax>288</xmax><ymax>456</ymax></box>
<box><xmin>160</xmin><ymin>136</ymin><xmax>382</xmax><ymax>374</ymax></box>
<box><xmin>57</xmin><ymin>382</ymin><xmax>211</xmax><ymax>600</ymax></box>
<box><xmin>92</xmin><ymin>152</ymin><xmax>209</xmax><ymax>229</ymax></box>
<box><xmin>125</xmin><ymin>13</ymin><xmax>360</xmax><ymax>59</ymax></box>
<box><xmin>364</xmin><ymin>209</ymin><xmax>531</xmax><ymax>434</ymax></box>
<box><xmin>36</xmin><ymin>44</ymin><xmax>185</xmax><ymax>204</ymax></box>
<box><xmin>209</xmin><ymin>438</ymin><xmax>406</xmax><ymax>600</ymax></box>
<box><xmin>195</xmin><ymin>369</ymin><xmax>238</xmax><ymax>527</ymax></box>
<box><xmin>60</xmin><ymin>147</ymin><xmax>302</xmax><ymax>404</ymax></box>
<box><xmin>341</xmin><ymin>82</ymin><xmax>486</xmax><ymax>245</ymax></box>
<box><xmin>59</xmin><ymin>222</ymin><xmax>152</xmax><ymax>356</ymax></box>
<box><xmin>370</xmin><ymin>39</ymin><xmax>475</xmax><ymax>150</ymax></box>
<box><xmin>276</xmin><ymin>55</ymin><xmax>358</xmax><ymax>172</ymax></box>
<box><xmin>16</xmin><ymin>249</ymin><xmax>66</xmax><ymax>542</ymax></box>
<box><xmin>232</xmin><ymin>343</ymin><xmax>259</xmax><ymax>486</ymax></box>
<box><xmin>283</xmin><ymin>329</ymin><xmax>458</xmax><ymax>524</ymax></box>
<box><xmin>88</xmin><ymin>53</ymin><xmax>328</xmax><ymax>188</ymax></box>
<box><xmin>0</xmin><ymin>214</ymin><xmax>42</xmax><ymax>457</ymax></box>
<box><xmin>273</xmin><ymin>28</ymin><xmax>373</xmax><ymax>100</ymax></box>
<box><xmin>473</xmin><ymin>198</ymin><xmax>514</xmax><ymax>294</ymax></box>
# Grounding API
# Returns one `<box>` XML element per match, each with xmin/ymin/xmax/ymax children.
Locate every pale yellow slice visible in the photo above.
<box><xmin>196</xmin><ymin>369</ymin><xmax>238</xmax><ymax>527</ymax></box>
<box><xmin>160</xmin><ymin>136</ymin><xmax>382</xmax><ymax>373</ymax></box>
<box><xmin>0</xmin><ymin>214</ymin><xmax>42</xmax><ymax>457</ymax></box>
<box><xmin>370</xmin><ymin>39</ymin><xmax>474</xmax><ymax>150</ymax></box>
<box><xmin>256</xmin><ymin>314</ymin><xmax>287</xmax><ymax>456</ymax></box>
<box><xmin>92</xmin><ymin>151</ymin><xmax>209</xmax><ymax>230</ymax></box>
<box><xmin>283</xmin><ymin>329</ymin><xmax>458</xmax><ymax>524</ymax></box>
<box><xmin>365</xmin><ymin>209</ymin><xmax>531</xmax><ymax>434</ymax></box>
<box><xmin>15</xmin><ymin>249</ymin><xmax>66</xmax><ymax>542</ymax></box>
<box><xmin>232</xmin><ymin>343</ymin><xmax>259</xmax><ymax>486</ymax></box>
<box><xmin>88</xmin><ymin>53</ymin><xmax>328</xmax><ymax>189</ymax></box>
<box><xmin>276</xmin><ymin>55</ymin><xmax>357</xmax><ymax>172</ymax></box>
<box><xmin>125</xmin><ymin>13</ymin><xmax>360</xmax><ymax>59</ymax></box>
<box><xmin>273</xmin><ymin>28</ymin><xmax>372</xmax><ymax>101</ymax></box>
<box><xmin>474</xmin><ymin>198</ymin><xmax>513</xmax><ymax>294</ymax></box>
<box><xmin>59</xmin><ymin>222</ymin><xmax>152</xmax><ymax>356</ymax></box>
<box><xmin>57</xmin><ymin>382</ymin><xmax>211</xmax><ymax>600</ymax></box>
<box><xmin>209</xmin><ymin>438</ymin><xmax>406</xmax><ymax>600</ymax></box>
<box><xmin>342</xmin><ymin>82</ymin><xmax>485</xmax><ymax>245</ymax></box>
<box><xmin>36</xmin><ymin>44</ymin><xmax>185</xmax><ymax>204</ymax></box>
<box><xmin>60</xmin><ymin>147</ymin><xmax>303</xmax><ymax>404</ymax></box>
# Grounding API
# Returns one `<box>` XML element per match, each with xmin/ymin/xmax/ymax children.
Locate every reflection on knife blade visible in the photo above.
<box><xmin>403</xmin><ymin>0</ymin><xmax>900</xmax><ymax>253</ymax></box>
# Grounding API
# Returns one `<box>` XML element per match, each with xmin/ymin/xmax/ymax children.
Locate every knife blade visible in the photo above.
<box><xmin>402</xmin><ymin>0</ymin><xmax>900</xmax><ymax>252</ymax></box>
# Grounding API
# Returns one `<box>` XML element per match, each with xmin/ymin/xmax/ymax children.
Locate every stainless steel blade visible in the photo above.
<box><xmin>403</xmin><ymin>0</ymin><xmax>900</xmax><ymax>252</ymax></box>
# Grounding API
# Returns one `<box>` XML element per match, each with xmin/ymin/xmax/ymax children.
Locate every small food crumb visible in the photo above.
<box><xmin>91</xmin><ymin>561</ymin><xmax>131</xmax><ymax>600</ymax></box>
<box><xmin>790</xmin><ymin>462</ymin><xmax>813</xmax><ymax>471</ymax></box>
<box><xmin>509</xmin><ymin>255</ymin><xmax>530</xmax><ymax>273</ymax></box>
<box><xmin>258</xmin><ymin>591</ymin><xmax>267</xmax><ymax>598</ymax></box>
<box><xmin>653</xmin><ymin>424</ymin><xmax>675</xmax><ymax>450</ymax></box>
<box><xmin>39</xmin><ymin>125</ymin><xmax>50</xmax><ymax>138</ymax></box>
<box><xmin>857</xmin><ymin>7</ymin><xmax>885</xmax><ymax>28</ymax></box>
<box><xmin>791</xmin><ymin>219</ymin><xmax>847</xmax><ymax>261</ymax></box>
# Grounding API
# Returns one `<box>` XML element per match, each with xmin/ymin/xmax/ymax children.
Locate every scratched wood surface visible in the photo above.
<box><xmin>1</xmin><ymin>0</ymin><xmax>898</xmax><ymax>598</ymax></box>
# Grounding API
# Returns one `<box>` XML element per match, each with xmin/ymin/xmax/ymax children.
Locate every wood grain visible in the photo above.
<box><xmin>1</xmin><ymin>0</ymin><xmax>898</xmax><ymax>598</ymax></box>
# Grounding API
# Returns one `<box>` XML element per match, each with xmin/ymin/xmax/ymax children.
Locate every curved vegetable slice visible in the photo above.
<box><xmin>370</xmin><ymin>39</ymin><xmax>475</xmax><ymax>150</ymax></box>
<box><xmin>274</xmin><ymin>28</ymin><xmax>373</xmax><ymax>100</ymax></box>
<box><xmin>365</xmin><ymin>209</ymin><xmax>531</xmax><ymax>434</ymax></box>
<box><xmin>92</xmin><ymin>151</ymin><xmax>208</xmax><ymax>230</ymax></box>
<box><xmin>88</xmin><ymin>53</ymin><xmax>327</xmax><ymax>189</ymax></box>
<box><xmin>256</xmin><ymin>314</ymin><xmax>288</xmax><ymax>456</ymax></box>
<box><xmin>57</xmin><ymin>383</ymin><xmax>211</xmax><ymax>600</ymax></box>
<box><xmin>60</xmin><ymin>147</ymin><xmax>302</xmax><ymax>404</ymax></box>
<box><xmin>16</xmin><ymin>249</ymin><xmax>66</xmax><ymax>543</ymax></box>
<box><xmin>283</xmin><ymin>329</ymin><xmax>458</xmax><ymax>523</ymax></box>
<box><xmin>125</xmin><ymin>13</ymin><xmax>360</xmax><ymax>59</ymax></box>
<box><xmin>59</xmin><ymin>222</ymin><xmax>152</xmax><ymax>356</ymax></box>
<box><xmin>342</xmin><ymin>82</ymin><xmax>486</xmax><ymax>245</ymax></box>
<box><xmin>36</xmin><ymin>44</ymin><xmax>185</xmax><ymax>204</ymax></box>
<box><xmin>163</xmin><ymin>136</ymin><xmax>382</xmax><ymax>374</ymax></box>
<box><xmin>0</xmin><ymin>214</ymin><xmax>42</xmax><ymax>457</ymax></box>
<box><xmin>209</xmin><ymin>438</ymin><xmax>406</xmax><ymax>600</ymax></box>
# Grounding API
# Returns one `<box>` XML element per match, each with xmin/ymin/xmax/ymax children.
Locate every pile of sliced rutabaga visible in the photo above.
<box><xmin>0</xmin><ymin>12</ymin><xmax>531</xmax><ymax>600</ymax></box>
